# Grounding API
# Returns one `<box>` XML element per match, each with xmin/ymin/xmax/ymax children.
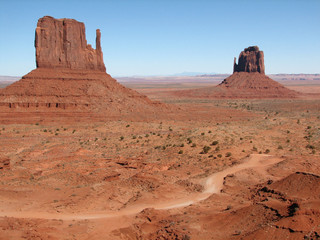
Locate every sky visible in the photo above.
<box><xmin>0</xmin><ymin>0</ymin><xmax>319</xmax><ymax>77</ymax></box>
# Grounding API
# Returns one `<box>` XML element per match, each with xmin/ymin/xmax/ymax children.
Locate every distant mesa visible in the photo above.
<box><xmin>174</xmin><ymin>46</ymin><xmax>298</xmax><ymax>99</ymax></box>
<box><xmin>0</xmin><ymin>16</ymin><xmax>166</xmax><ymax>116</ymax></box>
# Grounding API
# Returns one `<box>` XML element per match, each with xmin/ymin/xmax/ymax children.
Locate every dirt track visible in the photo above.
<box><xmin>0</xmin><ymin>154</ymin><xmax>282</xmax><ymax>221</ymax></box>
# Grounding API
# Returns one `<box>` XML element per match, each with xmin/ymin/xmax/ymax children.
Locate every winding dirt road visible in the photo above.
<box><xmin>0</xmin><ymin>154</ymin><xmax>282</xmax><ymax>220</ymax></box>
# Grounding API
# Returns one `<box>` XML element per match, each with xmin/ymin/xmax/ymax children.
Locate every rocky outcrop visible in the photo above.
<box><xmin>35</xmin><ymin>16</ymin><xmax>106</xmax><ymax>71</ymax></box>
<box><xmin>233</xmin><ymin>46</ymin><xmax>265</xmax><ymax>74</ymax></box>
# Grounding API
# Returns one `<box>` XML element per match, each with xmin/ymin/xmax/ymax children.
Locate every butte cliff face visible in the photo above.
<box><xmin>0</xmin><ymin>16</ymin><xmax>166</xmax><ymax>117</ymax></box>
<box><xmin>233</xmin><ymin>46</ymin><xmax>265</xmax><ymax>74</ymax></box>
<box><xmin>35</xmin><ymin>16</ymin><xmax>106</xmax><ymax>71</ymax></box>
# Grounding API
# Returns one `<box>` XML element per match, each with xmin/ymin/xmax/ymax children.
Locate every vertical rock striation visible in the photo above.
<box><xmin>35</xmin><ymin>16</ymin><xmax>106</xmax><ymax>72</ymax></box>
<box><xmin>233</xmin><ymin>46</ymin><xmax>265</xmax><ymax>74</ymax></box>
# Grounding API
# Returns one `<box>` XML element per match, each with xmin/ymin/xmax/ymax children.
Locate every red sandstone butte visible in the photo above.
<box><xmin>218</xmin><ymin>46</ymin><xmax>297</xmax><ymax>97</ymax></box>
<box><xmin>35</xmin><ymin>16</ymin><xmax>106</xmax><ymax>71</ymax></box>
<box><xmin>0</xmin><ymin>16</ymin><xmax>167</xmax><ymax>116</ymax></box>
<box><xmin>233</xmin><ymin>46</ymin><xmax>265</xmax><ymax>74</ymax></box>
<box><xmin>173</xmin><ymin>46</ymin><xmax>298</xmax><ymax>99</ymax></box>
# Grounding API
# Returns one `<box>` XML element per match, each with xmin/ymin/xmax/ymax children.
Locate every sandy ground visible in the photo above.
<box><xmin>0</xmin><ymin>81</ymin><xmax>319</xmax><ymax>239</ymax></box>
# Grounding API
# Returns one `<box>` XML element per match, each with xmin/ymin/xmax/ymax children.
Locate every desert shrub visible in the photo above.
<box><xmin>178</xmin><ymin>150</ymin><xmax>183</xmax><ymax>154</ymax></box>
<box><xmin>304</xmin><ymin>134</ymin><xmax>312</xmax><ymax>140</ymax></box>
<box><xmin>252</xmin><ymin>146</ymin><xmax>257</xmax><ymax>151</ymax></box>
<box><xmin>202</xmin><ymin>146</ymin><xmax>211</xmax><ymax>154</ymax></box>
<box><xmin>182</xmin><ymin>235</ymin><xmax>191</xmax><ymax>240</ymax></box>
<box><xmin>208</xmin><ymin>130</ymin><xmax>212</xmax><ymax>133</ymax></box>
<box><xmin>225</xmin><ymin>152</ymin><xmax>232</xmax><ymax>157</ymax></box>
<box><xmin>286</xmin><ymin>139</ymin><xmax>290</xmax><ymax>143</ymax></box>
<box><xmin>201</xmin><ymin>132</ymin><xmax>205</xmax><ymax>136</ymax></box>
<box><xmin>307</xmin><ymin>126</ymin><xmax>311</xmax><ymax>129</ymax></box>
<box><xmin>145</xmin><ymin>134</ymin><xmax>149</xmax><ymax>137</ymax></box>
<box><xmin>180</xmin><ymin>143</ymin><xmax>184</xmax><ymax>147</ymax></box>
<box><xmin>211</xmin><ymin>140</ymin><xmax>219</xmax><ymax>146</ymax></box>
<box><xmin>278</xmin><ymin>145</ymin><xmax>283</xmax><ymax>150</ymax></box>
<box><xmin>217</xmin><ymin>154</ymin><xmax>222</xmax><ymax>158</ymax></box>
<box><xmin>120</xmin><ymin>136</ymin><xmax>124</xmax><ymax>141</ymax></box>
<box><xmin>288</xmin><ymin>203</ymin><xmax>299</xmax><ymax>217</ymax></box>
<box><xmin>226</xmin><ymin>205</ymin><xmax>232</xmax><ymax>210</ymax></box>
<box><xmin>132</xmin><ymin>135</ymin><xmax>136</xmax><ymax>139</ymax></box>
<box><xmin>306</xmin><ymin>144</ymin><xmax>315</xmax><ymax>149</ymax></box>
<box><xmin>265</xmin><ymin>149</ymin><xmax>270</xmax><ymax>154</ymax></box>
<box><xmin>191</xmin><ymin>143</ymin><xmax>196</xmax><ymax>147</ymax></box>
<box><xmin>126</xmin><ymin>124</ymin><xmax>130</xmax><ymax>128</ymax></box>
<box><xmin>215</xmin><ymin>146</ymin><xmax>220</xmax><ymax>151</ymax></box>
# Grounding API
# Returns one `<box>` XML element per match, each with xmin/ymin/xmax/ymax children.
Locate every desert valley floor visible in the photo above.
<box><xmin>0</xmin><ymin>77</ymin><xmax>319</xmax><ymax>239</ymax></box>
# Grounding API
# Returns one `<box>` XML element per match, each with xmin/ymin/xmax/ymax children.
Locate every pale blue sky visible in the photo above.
<box><xmin>0</xmin><ymin>0</ymin><xmax>319</xmax><ymax>76</ymax></box>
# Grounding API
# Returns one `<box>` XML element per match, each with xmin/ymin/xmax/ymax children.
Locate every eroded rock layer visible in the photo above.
<box><xmin>217</xmin><ymin>72</ymin><xmax>298</xmax><ymax>98</ymax></box>
<box><xmin>0</xmin><ymin>68</ymin><xmax>163</xmax><ymax>114</ymax></box>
